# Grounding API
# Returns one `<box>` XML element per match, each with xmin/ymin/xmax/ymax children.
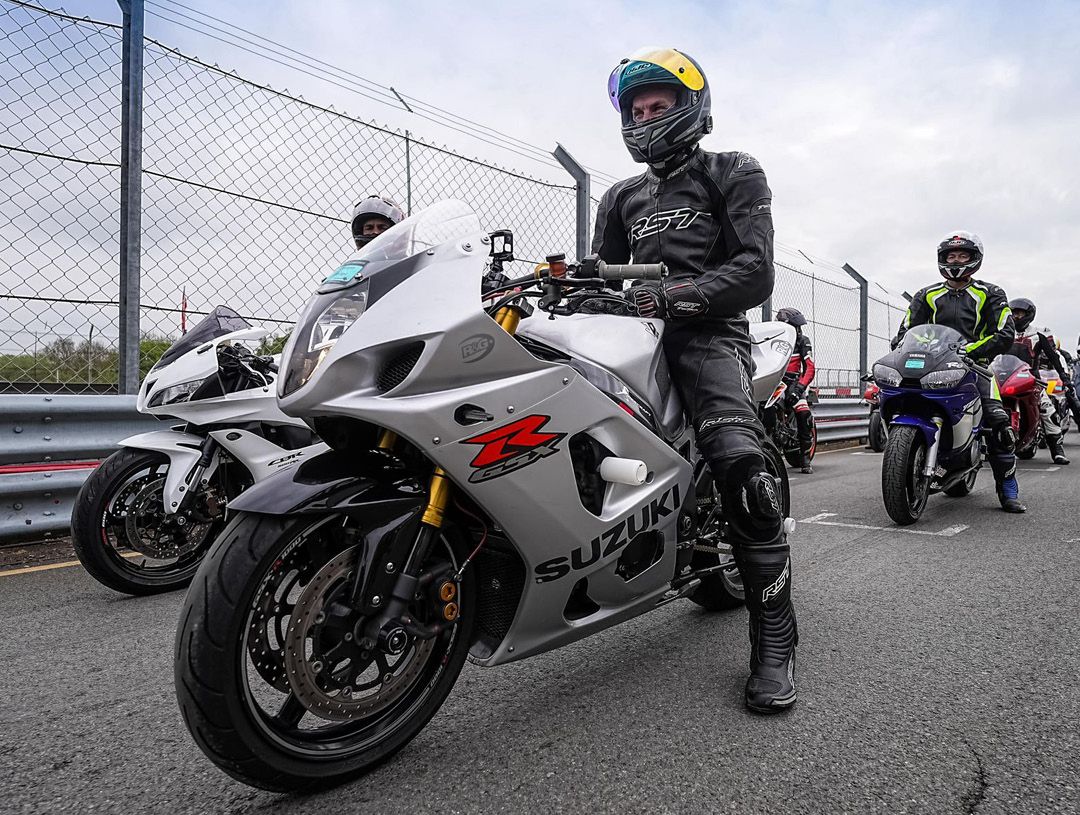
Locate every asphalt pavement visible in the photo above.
<box><xmin>2</xmin><ymin>439</ymin><xmax>1078</xmax><ymax>814</ymax></box>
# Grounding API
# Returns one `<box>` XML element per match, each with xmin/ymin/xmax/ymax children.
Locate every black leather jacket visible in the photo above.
<box><xmin>591</xmin><ymin>148</ymin><xmax>775</xmax><ymax>324</ymax></box>
<box><xmin>893</xmin><ymin>279</ymin><xmax>1015</xmax><ymax>363</ymax></box>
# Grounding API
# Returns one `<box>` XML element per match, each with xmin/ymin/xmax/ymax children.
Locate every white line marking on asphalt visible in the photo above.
<box><xmin>797</xmin><ymin>512</ymin><xmax>970</xmax><ymax>537</ymax></box>
<box><xmin>1017</xmin><ymin>466</ymin><xmax>1059</xmax><ymax>472</ymax></box>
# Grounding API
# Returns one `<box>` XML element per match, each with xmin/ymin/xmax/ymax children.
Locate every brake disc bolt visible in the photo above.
<box><xmin>371</xmin><ymin>595</ymin><xmax>382</xmax><ymax>607</ymax></box>
<box><xmin>311</xmin><ymin>661</ymin><xmax>324</xmax><ymax>673</ymax></box>
<box><xmin>383</xmin><ymin>673</ymin><xmax>394</xmax><ymax>684</ymax></box>
<box><xmin>341</xmin><ymin>686</ymin><xmax>352</xmax><ymax>698</ymax></box>
<box><xmin>344</xmin><ymin>632</ymin><xmax>353</xmax><ymax>642</ymax></box>
<box><xmin>314</xmin><ymin>612</ymin><xmax>326</xmax><ymax>625</ymax></box>
<box><xmin>385</xmin><ymin>562</ymin><xmax>396</xmax><ymax>573</ymax></box>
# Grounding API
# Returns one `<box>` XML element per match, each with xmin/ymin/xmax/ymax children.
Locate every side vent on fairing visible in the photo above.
<box><xmin>376</xmin><ymin>342</ymin><xmax>424</xmax><ymax>393</ymax></box>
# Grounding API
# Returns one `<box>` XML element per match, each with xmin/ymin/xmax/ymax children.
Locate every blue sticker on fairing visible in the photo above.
<box><xmin>324</xmin><ymin>260</ymin><xmax>366</xmax><ymax>284</ymax></box>
<box><xmin>905</xmin><ymin>358</ymin><xmax>925</xmax><ymax>369</ymax></box>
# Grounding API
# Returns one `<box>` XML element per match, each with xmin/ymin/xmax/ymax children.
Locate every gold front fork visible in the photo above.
<box><xmin>419</xmin><ymin>304</ymin><xmax>525</xmax><ymax>529</ymax></box>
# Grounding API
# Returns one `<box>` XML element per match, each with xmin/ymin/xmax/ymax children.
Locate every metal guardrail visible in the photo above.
<box><xmin>813</xmin><ymin>397</ymin><xmax>870</xmax><ymax>444</ymax></box>
<box><xmin>0</xmin><ymin>394</ymin><xmax>870</xmax><ymax>545</ymax></box>
<box><xmin>1</xmin><ymin>395</ymin><xmax>157</xmax><ymax>543</ymax></box>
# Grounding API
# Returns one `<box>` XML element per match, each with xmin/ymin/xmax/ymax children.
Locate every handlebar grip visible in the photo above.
<box><xmin>597</xmin><ymin>261</ymin><xmax>666</xmax><ymax>281</ymax></box>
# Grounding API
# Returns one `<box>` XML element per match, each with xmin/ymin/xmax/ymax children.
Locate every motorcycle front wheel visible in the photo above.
<box><xmin>72</xmin><ymin>448</ymin><xmax>226</xmax><ymax>595</ymax></box>
<box><xmin>174</xmin><ymin>511</ymin><xmax>475</xmax><ymax>791</ymax></box>
<box><xmin>881</xmin><ymin>425</ymin><xmax>930</xmax><ymax>525</ymax></box>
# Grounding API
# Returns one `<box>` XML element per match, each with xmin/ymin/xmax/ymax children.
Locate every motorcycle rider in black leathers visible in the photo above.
<box><xmin>893</xmin><ymin>232</ymin><xmax>1025</xmax><ymax>512</ymax></box>
<box><xmin>351</xmin><ymin>195</ymin><xmax>405</xmax><ymax>249</ymax></box>
<box><xmin>773</xmin><ymin>308</ymin><xmax>816</xmax><ymax>474</ymax></box>
<box><xmin>1008</xmin><ymin>297</ymin><xmax>1079</xmax><ymax>464</ymax></box>
<box><xmin>593</xmin><ymin>48</ymin><xmax>795</xmax><ymax>712</ymax></box>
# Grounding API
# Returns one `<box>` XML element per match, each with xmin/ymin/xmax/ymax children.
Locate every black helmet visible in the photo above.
<box><xmin>351</xmin><ymin>195</ymin><xmax>405</xmax><ymax>248</ymax></box>
<box><xmin>608</xmin><ymin>47</ymin><xmax>712</xmax><ymax>166</ymax></box>
<box><xmin>775</xmin><ymin>307</ymin><xmax>807</xmax><ymax>328</ymax></box>
<box><xmin>937</xmin><ymin>231</ymin><xmax>984</xmax><ymax>281</ymax></box>
<box><xmin>1009</xmin><ymin>297</ymin><xmax>1035</xmax><ymax>331</ymax></box>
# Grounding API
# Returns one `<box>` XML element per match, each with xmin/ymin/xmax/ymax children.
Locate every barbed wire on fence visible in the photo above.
<box><xmin>0</xmin><ymin>0</ymin><xmax>909</xmax><ymax>396</ymax></box>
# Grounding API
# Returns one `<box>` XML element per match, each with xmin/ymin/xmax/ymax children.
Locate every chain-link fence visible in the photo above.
<box><xmin>2</xmin><ymin>0</ymin><xmax>908</xmax><ymax>396</ymax></box>
<box><xmin>1</xmin><ymin>0</ymin><xmax>580</xmax><ymax>393</ymax></box>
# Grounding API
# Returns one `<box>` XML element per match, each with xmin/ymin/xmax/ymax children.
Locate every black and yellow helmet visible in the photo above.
<box><xmin>607</xmin><ymin>47</ymin><xmax>712</xmax><ymax>165</ymax></box>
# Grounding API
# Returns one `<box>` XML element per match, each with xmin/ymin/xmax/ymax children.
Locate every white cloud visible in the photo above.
<box><xmin>70</xmin><ymin>0</ymin><xmax>1080</xmax><ymax>349</ymax></box>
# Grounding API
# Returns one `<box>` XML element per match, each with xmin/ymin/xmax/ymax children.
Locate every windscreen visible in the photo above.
<box><xmin>990</xmin><ymin>354</ymin><xmax>1027</xmax><ymax>378</ymax></box>
<box><xmin>352</xmin><ymin>200</ymin><xmax>480</xmax><ymax>264</ymax></box>
<box><xmin>898</xmin><ymin>324</ymin><xmax>965</xmax><ymax>355</ymax></box>
<box><xmin>153</xmin><ymin>306</ymin><xmax>252</xmax><ymax>369</ymax></box>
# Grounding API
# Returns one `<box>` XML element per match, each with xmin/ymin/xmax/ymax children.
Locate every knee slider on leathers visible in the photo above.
<box><xmin>713</xmin><ymin>454</ymin><xmax>784</xmax><ymax>543</ymax></box>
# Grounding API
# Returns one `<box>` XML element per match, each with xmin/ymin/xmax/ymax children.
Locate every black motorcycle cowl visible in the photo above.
<box><xmin>227</xmin><ymin>448</ymin><xmax>425</xmax><ymax>516</ymax></box>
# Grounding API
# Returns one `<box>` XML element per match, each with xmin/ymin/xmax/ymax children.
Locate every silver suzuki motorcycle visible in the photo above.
<box><xmin>174</xmin><ymin>201</ymin><xmax>796</xmax><ymax>790</ymax></box>
<box><xmin>72</xmin><ymin>307</ymin><xmax>326</xmax><ymax>595</ymax></box>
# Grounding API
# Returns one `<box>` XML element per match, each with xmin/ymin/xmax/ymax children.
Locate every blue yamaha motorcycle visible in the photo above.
<box><xmin>872</xmin><ymin>324</ymin><xmax>988</xmax><ymax>524</ymax></box>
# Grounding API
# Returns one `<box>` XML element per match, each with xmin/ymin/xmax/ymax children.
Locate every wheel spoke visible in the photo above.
<box><xmin>275</xmin><ymin>693</ymin><xmax>307</xmax><ymax>727</ymax></box>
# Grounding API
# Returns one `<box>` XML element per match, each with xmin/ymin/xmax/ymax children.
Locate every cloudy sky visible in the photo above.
<box><xmin>75</xmin><ymin>0</ymin><xmax>1080</xmax><ymax>348</ymax></box>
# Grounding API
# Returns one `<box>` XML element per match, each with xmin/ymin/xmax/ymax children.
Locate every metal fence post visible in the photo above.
<box><xmin>843</xmin><ymin>263</ymin><xmax>869</xmax><ymax>375</ymax></box>
<box><xmin>117</xmin><ymin>0</ymin><xmax>144</xmax><ymax>393</ymax></box>
<box><xmin>552</xmin><ymin>143</ymin><xmax>590</xmax><ymax>260</ymax></box>
<box><xmin>404</xmin><ymin>129</ymin><xmax>412</xmax><ymax>215</ymax></box>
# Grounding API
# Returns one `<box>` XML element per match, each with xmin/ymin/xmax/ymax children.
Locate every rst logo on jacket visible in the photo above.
<box><xmin>461</xmin><ymin>415</ymin><xmax>565</xmax><ymax>484</ymax></box>
<box><xmin>533</xmin><ymin>484</ymin><xmax>680</xmax><ymax>583</ymax></box>
<box><xmin>629</xmin><ymin>208</ymin><xmax>708</xmax><ymax>242</ymax></box>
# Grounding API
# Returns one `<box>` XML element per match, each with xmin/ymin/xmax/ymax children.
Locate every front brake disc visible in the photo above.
<box><xmin>283</xmin><ymin>546</ymin><xmax>434</xmax><ymax>722</ymax></box>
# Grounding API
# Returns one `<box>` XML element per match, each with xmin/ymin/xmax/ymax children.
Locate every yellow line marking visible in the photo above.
<box><xmin>0</xmin><ymin>559</ymin><xmax>83</xmax><ymax>577</ymax></box>
<box><xmin>0</xmin><ymin>550</ymin><xmax>144</xmax><ymax>578</ymax></box>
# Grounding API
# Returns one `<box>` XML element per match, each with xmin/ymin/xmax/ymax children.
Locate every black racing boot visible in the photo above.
<box><xmin>735</xmin><ymin>538</ymin><xmax>798</xmax><ymax>713</ymax></box>
<box><xmin>996</xmin><ymin>474</ymin><xmax>1027</xmax><ymax>513</ymax></box>
<box><xmin>1048</xmin><ymin>434</ymin><xmax>1070</xmax><ymax>465</ymax></box>
<box><xmin>799</xmin><ymin>453</ymin><xmax>814</xmax><ymax>475</ymax></box>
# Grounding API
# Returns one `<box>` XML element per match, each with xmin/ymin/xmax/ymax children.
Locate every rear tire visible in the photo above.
<box><xmin>72</xmin><ymin>448</ymin><xmax>225</xmax><ymax>595</ymax></box>
<box><xmin>174</xmin><ymin>511</ymin><xmax>476</xmax><ymax>791</ymax></box>
<box><xmin>868</xmin><ymin>410</ymin><xmax>887</xmax><ymax>453</ymax></box>
<box><xmin>943</xmin><ymin>469</ymin><xmax>977</xmax><ymax>497</ymax></box>
<box><xmin>882</xmin><ymin>425</ymin><xmax>930</xmax><ymax>525</ymax></box>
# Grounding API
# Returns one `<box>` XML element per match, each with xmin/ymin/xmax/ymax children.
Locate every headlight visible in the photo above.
<box><xmin>921</xmin><ymin>368</ymin><xmax>966</xmax><ymax>390</ymax></box>
<box><xmin>873</xmin><ymin>364</ymin><xmax>902</xmax><ymax>387</ymax></box>
<box><xmin>281</xmin><ymin>283</ymin><xmax>369</xmax><ymax>396</ymax></box>
<box><xmin>147</xmin><ymin>378</ymin><xmax>205</xmax><ymax>408</ymax></box>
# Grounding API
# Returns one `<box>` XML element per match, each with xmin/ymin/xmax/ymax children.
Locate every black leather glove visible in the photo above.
<box><xmin>785</xmin><ymin>383</ymin><xmax>806</xmax><ymax>406</ymax></box>
<box><xmin>626</xmin><ymin>282</ymin><xmax>667</xmax><ymax>318</ymax></box>
<box><xmin>625</xmin><ymin>277</ymin><xmax>709</xmax><ymax>319</ymax></box>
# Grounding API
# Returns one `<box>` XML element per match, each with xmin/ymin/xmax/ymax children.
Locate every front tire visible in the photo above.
<box><xmin>882</xmin><ymin>425</ymin><xmax>930</xmax><ymax>525</ymax></box>
<box><xmin>174</xmin><ymin>511</ymin><xmax>475</xmax><ymax>791</ymax></box>
<box><xmin>72</xmin><ymin>448</ymin><xmax>226</xmax><ymax>595</ymax></box>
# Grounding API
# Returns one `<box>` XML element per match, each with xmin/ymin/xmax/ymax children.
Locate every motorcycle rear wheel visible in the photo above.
<box><xmin>174</xmin><ymin>511</ymin><xmax>475</xmax><ymax>791</ymax></box>
<box><xmin>882</xmin><ymin>425</ymin><xmax>929</xmax><ymax>525</ymax></box>
<box><xmin>868</xmin><ymin>410</ymin><xmax>887</xmax><ymax>453</ymax></box>
<box><xmin>943</xmin><ymin>469</ymin><xmax>977</xmax><ymax>497</ymax></box>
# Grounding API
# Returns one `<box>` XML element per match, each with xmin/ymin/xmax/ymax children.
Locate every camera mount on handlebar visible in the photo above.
<box><xmin>487</xmin><ymin>230</ymin><xmax>514</xmax><ymax>270</ymax></box>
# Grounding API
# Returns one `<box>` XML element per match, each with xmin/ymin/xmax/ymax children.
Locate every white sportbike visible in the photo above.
<box><xmin>72</xmin><ymin>307</ymin><xmax>326</xmax><ymax>595</ymax></box>
<box><xmin>173</xmin><ymin>202</ymin><xmax>795</xmax><ymax>789</ymax></box>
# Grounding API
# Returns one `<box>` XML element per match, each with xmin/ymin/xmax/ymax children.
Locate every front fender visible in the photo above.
<box><xmin>118</xmin><ymin>429</ymin><xmax>211</xmax><ymax>515</ymax></box>
<box><xmin>889</xmin><ymin>415</ymin><xmax>939</xmax><ymax>447</ymax></box>
<box><xmin>226</xmin><ymin>448</ymin><xmax>425</xmax><ymax>517</ymax></box>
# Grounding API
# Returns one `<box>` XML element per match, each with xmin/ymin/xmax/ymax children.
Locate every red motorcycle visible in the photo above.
<box><xmin>990</xmin><ymin>354</ymin><xmax>1042</xmax><ymax>459</ymax></box>
<box><xmin>862</xmin><ymin>377</ymin><xmax>886</xmax><ymax>452</ymax></box>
